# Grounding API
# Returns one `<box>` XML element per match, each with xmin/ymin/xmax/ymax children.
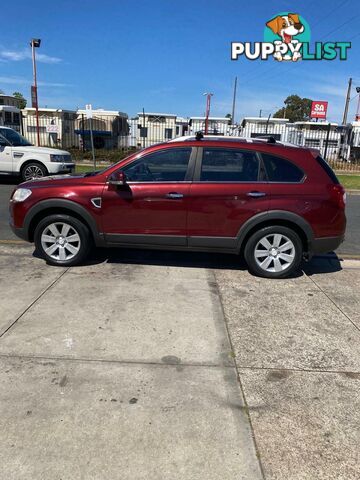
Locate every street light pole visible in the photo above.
<box><xmin>30</xmin><ymin>38</ymin><xmax>41</xmax><ymax>146</ymax></box>
<box><xmin>203</xmin><ymin>92</ymin><xmax>213</xmax><ymax>135</ymax></box>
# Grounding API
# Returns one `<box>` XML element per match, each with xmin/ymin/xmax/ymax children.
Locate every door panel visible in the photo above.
<box><xmin>101</xmin><ymin>147</ymin><xmax>195</xmax><ymax>246</ymax></box>
<box><xmin>0</xmin><ymin>146</ymin><xmax>13</xmax><ymax>172</ymax></box>
<box><xmin>187</xmin><ymin>183</ymin><xmax>271</xmax><ymax>239</ymax></box>
<box><xmin>187</xmin><ymin>147</ymin><xmax>271</xmax><ymax>247</ymax></box>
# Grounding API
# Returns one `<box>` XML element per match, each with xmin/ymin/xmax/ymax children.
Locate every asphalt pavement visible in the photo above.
<box><xmin>1</xmin><ymin>178</ymin><xmax>359</xmax><ymax>256</ymax></box>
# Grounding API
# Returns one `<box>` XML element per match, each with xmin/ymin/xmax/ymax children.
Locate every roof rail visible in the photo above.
<box><xmin>255</xmin><ymin>135</ymin><xmax>277</xmax><ymax>144</ymax></box>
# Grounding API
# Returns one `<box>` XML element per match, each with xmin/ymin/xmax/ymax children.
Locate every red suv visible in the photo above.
<box><xmin>9</xmin><ymin>136</ymin><xmax>346</xmax><ymax>278</ymax></box>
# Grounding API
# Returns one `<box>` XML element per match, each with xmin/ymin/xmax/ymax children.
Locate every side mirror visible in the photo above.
<box><xmin>0</xmin><ymin>138</ymin><xmax>8</xmax><ymax>147</ymax></box>
<box><xmin>108</xmin><ymin>171</ymin><xmax>127</xmax><ymax>186</ymax></box>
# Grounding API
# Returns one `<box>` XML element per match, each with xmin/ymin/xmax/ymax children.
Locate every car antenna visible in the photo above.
<box><xmin>195</xmin><ymin>131</ymin><xmax>204</xmax><ymax>141</ymax></box>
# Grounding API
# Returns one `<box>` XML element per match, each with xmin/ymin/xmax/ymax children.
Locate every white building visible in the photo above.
<box><xmin>75</xmin><ymin>109</ymin><xmax>128</xmax><ymax>149</ymax></box>
<box><xmin>134</xmin><ymin>112</ymin><xmax>178</xmax><ymax>148</ymax></box>
<box><xmin>240</xmin><ymin>117</ymin><xmax>289</xmax><ymax>141</ymax></box>
<box><xmin>0</xmin><ymin>95</ymin><xmax>21</xmax><ymax>132</ymax></box>
<box><xmin>22</xmin><ymin>108</ymin><xmax>78</xmax><ymax>148</ymax></box>
<box><xmin>189</xmin><ymin>116</ymin><xmax>230</xmax><ymax>136</ymax></box>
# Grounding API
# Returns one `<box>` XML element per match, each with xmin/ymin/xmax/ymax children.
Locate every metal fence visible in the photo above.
<box><xmin>19</xmin><ymin>112</ymin><xmax>360</xmax><ymax>173</ymax></box>
<box><xmin>21</xmin><ymin>111</ymin><xmax>130</xmax><ymax>152</ymax></box>
<box><xmin>238</xmin><ymin>121</ymin><xmax>360</xmax><ymax>173</ymax></box>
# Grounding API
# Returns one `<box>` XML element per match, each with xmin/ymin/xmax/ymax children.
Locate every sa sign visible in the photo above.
<box><xmin>311</xmin><ymin>101</ymin><xmax>328</xmax><ymax>119</ymax></box>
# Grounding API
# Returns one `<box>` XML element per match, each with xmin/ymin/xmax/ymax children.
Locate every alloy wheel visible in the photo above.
<box><xmin>254</xmin><ymin>233</ymin><xmax>296</xmax><ymax>273</ymax></box>
<box><xmin>41</xmin><ymin>222</ymin><xmax>81</xmax><ymax>261</ymax></box>
<box><xmin>24</xmin><ymin>165</ymin><xmax>45</xmax><ymax>180</ymax></box>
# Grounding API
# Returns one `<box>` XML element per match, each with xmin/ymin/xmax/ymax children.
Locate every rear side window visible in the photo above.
<box><xmin>262</xmin><ymin>153</ymin><xmax>304</xmax><ymax>183</ymax></box>
<box><xmin>201</xmin><ymin>148</ymin><xmax>260</xmax><ymax>182</ymax></box>
<box><xmin>315</xmin><ymin>155</ymin><xmax>339</xmax><ymax>184</ymax></box>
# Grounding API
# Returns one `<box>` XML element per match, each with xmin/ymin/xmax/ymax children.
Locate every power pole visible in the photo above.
<box><xmin>259</xmin><ymin>109</ymin><xmax>262</xmax><ymax>118</ymax></box>
<box><xmin>342</xmin><ymin>77</ymin><xmax>352</xmax><ymax>125</ymax></box>
<box><xmin>204</xmin><ymin>93</ymin><xmax>213</xmax><ymax>134</ymax></box>
<box><xmin>231</xmin><ymin>76</ymin><xmax>237</xmax><ymax>124</ymax></box>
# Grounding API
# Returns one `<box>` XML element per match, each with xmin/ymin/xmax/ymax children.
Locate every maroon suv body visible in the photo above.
<box><xmin>9</xmin><ymin>137</ymin><xmax>346</xmax><ymax>278</ymax></box>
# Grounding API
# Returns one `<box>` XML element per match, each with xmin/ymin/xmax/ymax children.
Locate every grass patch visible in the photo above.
<box><xmin>75</xmin><ymin>164</ymin><xmax>96</xmax><ymax>174</ymax></box>
<box><xmin>337</xmin><ymin>175</ymin><xmax>360</xmax><ymax>190</ymax></box>
<box><xmin>69</xmin><ymin>148</ymin><xmax>134</xmax><ymax>164</ymax></box>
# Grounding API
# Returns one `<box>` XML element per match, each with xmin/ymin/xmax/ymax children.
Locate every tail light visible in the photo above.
<box><xmin>330</xmin><ymin>184</ymin><xmax>346</xmax><ymax>209</ymax></box>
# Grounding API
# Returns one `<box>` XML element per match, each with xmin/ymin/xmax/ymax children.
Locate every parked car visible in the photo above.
<box><xmin>0</xmin><ymin>126</ymin><xmax>75</xmax><ymax>181</ymax></box>
<box><xmin>9</xmin><ymin>135</ymin><xmax>346</xmax><ymax>278</ymax></box>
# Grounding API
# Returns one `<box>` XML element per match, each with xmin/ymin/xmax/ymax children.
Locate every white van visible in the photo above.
<box><xmin>0</xmin><ymin>126</ymin><xmax>75</xmax><ymax>181</ymax></box>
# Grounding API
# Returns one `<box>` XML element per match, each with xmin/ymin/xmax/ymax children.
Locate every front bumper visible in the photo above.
<box><xmin>312</xmin><ymin>235</ymin><xmax>345</xmax><ymax>255</ymax></box>
<box><xmin>10</xmin><ymin>223</ymin><xmax>29</xmax><ymax>242</ymax></box>
<box><xmin>47</xmin><ymin>163</ymin><xmax>75</xmax><ymax>174</ymax></box>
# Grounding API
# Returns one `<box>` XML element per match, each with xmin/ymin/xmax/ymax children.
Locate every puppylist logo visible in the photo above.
<box><xmin>231</xmin><ymin>12</ymin><xmax>351</xmax><ymax>62</ymax></box>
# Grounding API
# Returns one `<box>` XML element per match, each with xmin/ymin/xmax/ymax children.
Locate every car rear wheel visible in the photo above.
<box><xmin>34</xmin><ymin>214</ymin><xmax>91</xmax><ymax>266</ymax></box>
<box><xmin>21</xmin><ymin>162</ymin><xmax>48</xmax><ymax>182</ymax></box>
<box><xmin>244</xmin><ymin>226</ymin><xmax>302</xmax><ymax>279</ymax></box>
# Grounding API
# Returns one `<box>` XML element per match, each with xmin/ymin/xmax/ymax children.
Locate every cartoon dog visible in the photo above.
<box><xmin>266</xmin><ymin>14</ymin><xmax>304</xmax><ymax>61</ymax></box>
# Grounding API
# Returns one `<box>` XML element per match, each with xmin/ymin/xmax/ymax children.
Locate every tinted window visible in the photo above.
<box><xmin>201</xmin><ymin>148</ymin><xmax>260</xmax><ymax>182</ymax></box>
<box><xmin>123</xmin><ymin>148</ymin><xmax>191</xmax><ymax>182</ymax></box>
<box><xmin>315</xmin><ymin>155</ymin><xmax>339</xmax><ymax>184</ymax></box>
<box><xmin>262</xmin><ymin>153</ymin><xmax>304</xmax><ymax>182</ymax></box>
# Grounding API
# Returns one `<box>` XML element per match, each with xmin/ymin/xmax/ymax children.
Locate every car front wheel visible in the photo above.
<box><xmin>34</xmin><ymin>214</ymin><xmax>91</xmax><ymax>266</ymax></box>
<box><xmin>244</xmin><ymin>226</ymin><xmax>303</xmax><ymax>279</ymax></box>
<box><xmin>21</xmin><ymin>162</ymin><xmax>48</xmax><ymax>182</ymax></box>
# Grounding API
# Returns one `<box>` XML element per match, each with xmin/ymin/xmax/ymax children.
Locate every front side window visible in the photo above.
<box><xmin>200</xmin><ymin>148</ymin><xmax>260</xmax><ymax>182</ymax></box>
<box><xmin>262</xmin><ymin>153</ymin><xmax>304</xmax><ymax>183</ymax></box>
<box><xmin>122</xmin><ymin>148</ymin><xmax>191</xmax><ymax>182</ymax></box>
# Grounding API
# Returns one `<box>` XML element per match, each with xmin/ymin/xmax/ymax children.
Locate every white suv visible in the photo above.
<box><xmin>0</xmin><ymin>126</ymin><xmax>75</xmax><ymax>181</ymax></box>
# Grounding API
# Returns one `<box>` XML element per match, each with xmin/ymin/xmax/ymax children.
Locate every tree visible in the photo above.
<box><xmin>12</xmin><ymin>91</ymin><xmax>27</xmax><ymax>109</ymax></box>
<box><xmin>273</xmin><ymin>95</ymin><xmax>312</xmax><ymax>123</ymax></box>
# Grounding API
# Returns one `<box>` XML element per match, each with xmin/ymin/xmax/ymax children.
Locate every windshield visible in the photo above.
<box><xmin>0</xmin><ymin>128</ymin><xmax>32</xmax><ymax>147</ymax></box>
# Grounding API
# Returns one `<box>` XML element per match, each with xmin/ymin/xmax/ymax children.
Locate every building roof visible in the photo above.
<box><xmin>24</xmin><ymin>107</ymin><xmax>76</xmax><ymax>113</ymax></box>
<box><xmin>0</xmin><ymin>105</ymin><xmax>20</xmax><ymax>112</ymax></box>
<box><xmin>77</xmin><ymin>109</ymin><xmax>128</xmax><ymax>117</ymax></box>
<box><xmin>242</xmin><ymin>117</ymin><xmax>289</xmax><ymax>123</ymax></box>
<box><xmin>137</xmin><ymin>112</ymin><xmax>177</xmax><ymax>117</ymax></box>
<box><xmin>190</xmin><ymin>116</ymin><xmax>229</xmax><ymax>121</ymax></box>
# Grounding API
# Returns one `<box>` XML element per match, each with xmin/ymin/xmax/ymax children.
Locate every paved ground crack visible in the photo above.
<box><xmin>0</xmin><ymin>268</ymin><xmax>70</xmax><ymax>338</ymax></box>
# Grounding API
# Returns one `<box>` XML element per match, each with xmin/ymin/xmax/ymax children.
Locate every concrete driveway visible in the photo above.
<box><xmin>0</xmin><ymin>244</ymin><xmax>359</xmax><ymax>479</ymax></box>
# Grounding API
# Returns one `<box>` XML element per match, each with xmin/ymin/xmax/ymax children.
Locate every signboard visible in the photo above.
<box><xmin>85</xmin><ymin>104</ymin><xmax>93</xmax><ymax>119</ymax></box>
<box><xmin>31</xmin><ymin>86</ymin><xmax>37</xmax><ymax>108</ymax></box>
<box><xmin>46</xmin><ymin>124</ymin><xmax>59</xmax><ymax>133</ymax></box>
<box><xmin>310</xmin><ymin>101</ymin><xmax>328</xmax><ymax>119</ymax></box>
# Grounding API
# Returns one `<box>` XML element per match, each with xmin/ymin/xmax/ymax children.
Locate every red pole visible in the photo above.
<box><xmin>204</xmin><ymin>93</ymin><xmax>212</xmax><ymax>135</ymax></box>
<box><xmin>31</xmin><ymin>41</ymin><xmax>41</xmax><ymax>146</ymax></box>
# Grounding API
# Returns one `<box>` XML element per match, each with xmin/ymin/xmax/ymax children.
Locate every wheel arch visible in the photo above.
<box><xmin>237</xmin><ymin>211</ymin><xmax>314</xmax><ymax>255</ymax></box>
<box><xmin>24</xmin><ymin>199</ymin><xmax>105</xmax><ymax>246</ymax></box>
<box><xmin>19</xmin><ymin>159</ymin><xmax>48</xmax><ymax>173</ymax></box>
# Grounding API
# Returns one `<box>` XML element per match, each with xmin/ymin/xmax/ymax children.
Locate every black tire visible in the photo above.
<box><xmin>244</xmin><ymin>225</ymin><xmax>303</xmax><ymax>279</ymax></box>
<box><xmin>21</xmin><ymin>161</ymin><xmax>48</xmax><ymax>182</ymax></box>
<box><xmin>34</xmin><ymin>214</ymin><xmax>91</xmax><ymax>266</ymax></box>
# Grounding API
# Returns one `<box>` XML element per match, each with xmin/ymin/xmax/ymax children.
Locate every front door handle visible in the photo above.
<box><xmin>246</xmin><ymin>191</ymin><xmax>266</xmax><ymax>198</ymax></box>
<box><xmin>165</xmin><ymin>192</ymin><xmax>184</xmax><ymax>199</ymax></box>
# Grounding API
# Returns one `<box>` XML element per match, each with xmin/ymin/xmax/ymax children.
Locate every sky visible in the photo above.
<box><xmin>1</xmin><ymin>0</ymin><xmax>359</xmax><ymax>122</ymax></box>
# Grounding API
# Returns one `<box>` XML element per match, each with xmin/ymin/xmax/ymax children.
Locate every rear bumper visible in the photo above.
<box><xmin>312</xmin><ymin>235</ymin><xmax>344</xmax><ymax>255</ymax></box>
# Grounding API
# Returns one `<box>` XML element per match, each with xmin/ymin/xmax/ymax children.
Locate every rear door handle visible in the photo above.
<box><xmin>246</xmin><ymin>191</ymin><xmax>266</xmax><ymax>198</ymax></box>
<box><xmin>165</xmin><ymin>192</ymin><xmax>184</xmax><ymax>199</ymax></box>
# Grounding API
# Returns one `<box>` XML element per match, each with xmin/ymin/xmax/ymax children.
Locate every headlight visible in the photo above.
<box><xmin>12</xmin><ymin>188</ymin><xmax>32</xmax><ymax>202</ymax></box>
<box><xmin>50</xmin><ymin>154</ymin><xmax>72</xmax><ymax>163</ymax></box>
